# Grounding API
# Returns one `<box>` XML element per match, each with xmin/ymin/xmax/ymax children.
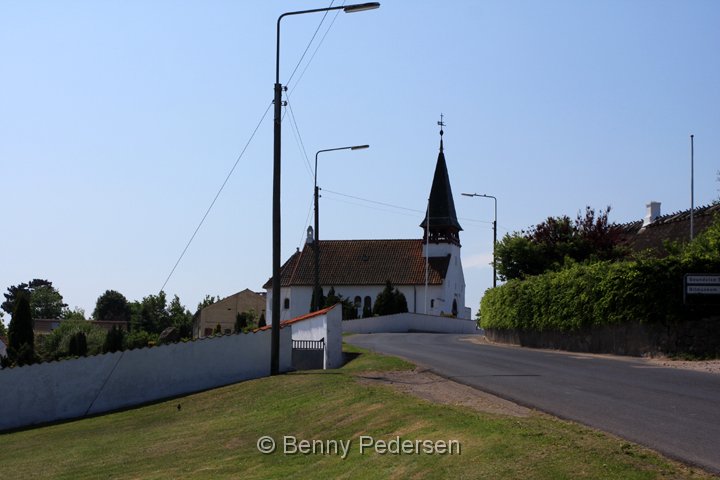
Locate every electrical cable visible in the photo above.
<box><xmin>159</xmin><ymin>101</ymin><xmax>273</xmax><ymax>293</ymax></box>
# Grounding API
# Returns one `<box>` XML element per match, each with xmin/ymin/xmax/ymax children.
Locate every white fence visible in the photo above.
<box><xmin>342</xmin><ymin>312</ymin><xmax>478</xmax><ymax>334</ymax></box>
<box><xmin>0</xmin><ymin>328</ymin><xmax>292</xmax><ymax>432</ymax></box>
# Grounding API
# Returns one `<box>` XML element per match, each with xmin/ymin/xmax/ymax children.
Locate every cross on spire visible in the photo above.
<box><xmin>437</xmin><ymin>114</ymin><xmax>445</xmax><ymax>152</ymax></box>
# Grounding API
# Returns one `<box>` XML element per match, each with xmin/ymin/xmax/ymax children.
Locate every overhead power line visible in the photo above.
<box><xmin>159</xmin><ymin>101</ymin><xmax>273</xmax><ymax>294</ymax></box>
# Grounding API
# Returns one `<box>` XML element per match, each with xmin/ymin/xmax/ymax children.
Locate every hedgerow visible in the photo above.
<box><xmin>479</xmin><ymin>217</ymin><xmax>720</xmax><ymax>332</ymax></box>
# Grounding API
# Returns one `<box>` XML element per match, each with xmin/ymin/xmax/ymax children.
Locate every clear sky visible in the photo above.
<box><xmin>1</xmin><ymin>0</ymin><xmax>719</xmax><ymax>323</ymax></box>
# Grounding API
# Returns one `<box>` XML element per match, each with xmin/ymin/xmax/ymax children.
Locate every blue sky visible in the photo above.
<box><xmin>1</xmin><ymin>0</ymin><xmax>718</xmax><ymax>322</ymax></box>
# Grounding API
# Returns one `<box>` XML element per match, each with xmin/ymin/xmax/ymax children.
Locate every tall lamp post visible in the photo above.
<box><xmin>271</xmin><ymin>3</ymin><xmax>379</xmax><ymax>375</ymax></box>
<box><xmin>462</xmin><ymin>193</ymin><xmax>498</xmax><ymax>288</ymax></box>
<box><xmin>313</xmin><ymin>145</ymin><xmax>369</xmax><ymax>311</ymax></box>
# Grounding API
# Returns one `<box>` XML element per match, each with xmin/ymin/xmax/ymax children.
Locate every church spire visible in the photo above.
<box><xmin>420</xmin><ymin>115</ymin><xmax>462</xmax><ymax>246</ymax></box>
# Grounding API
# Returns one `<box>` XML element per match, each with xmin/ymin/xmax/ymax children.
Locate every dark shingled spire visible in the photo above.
<box><xmin>420</xmin><ymin>121</ymin><xmax>462</xmax><ymax>245</ymax></box>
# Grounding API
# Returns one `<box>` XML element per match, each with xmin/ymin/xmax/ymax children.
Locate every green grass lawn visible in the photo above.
<box><xmin>0</xmin><ymin>344</ymin><xmax>713</xmax><ymax>479</ymax></box>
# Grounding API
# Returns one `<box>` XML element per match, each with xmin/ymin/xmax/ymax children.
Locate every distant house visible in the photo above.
<box><xmin>263</xmin><ymin>129</ymin><xmax>470</xmax><ymax>322</ymax></box>
<box><xmin>194</xmin><ymin>289</ymin><xmax>266</xmax><ymax>338</ymax></box>
<box><xmin>619</xmin><ymin>201</ymin><xmax>720</xmax><ymax>255</ymax></box>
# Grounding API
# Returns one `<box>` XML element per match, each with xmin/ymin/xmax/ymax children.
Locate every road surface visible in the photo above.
<box><xmin>346</xmin><ymin>333</ymin><xmax>720</xmax><ymax>474</ymax></box>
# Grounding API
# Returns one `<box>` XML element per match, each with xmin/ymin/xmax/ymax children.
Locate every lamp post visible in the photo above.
<box><xmin>313</xmin><ymin>145</ymin><xmax>369</xmax><ymax>311</ymax></box>
<box><xmin>462</xmin><ymin>193</ymin><xmax>498</xmax><ymax>288</ymax></box>
<box><xmin>271</xmin><ymin>3</ymin><xmax>379</xmax><ymax>375</ymax></box>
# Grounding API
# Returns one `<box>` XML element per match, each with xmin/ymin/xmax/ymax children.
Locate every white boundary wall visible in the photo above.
<box><xmin>0</xmin><ymin>328</ymin><xmax>292</xmax><ymax>432</ymax></box>
<box><xmin>342</xmin><ymin>313</ymin><xmax>478</xmax><ymax>334</ymax></box>
<box><xmin>290</xmin><ymin>305</ymin><xmax>343</xmax><ymax>369</ymax></box>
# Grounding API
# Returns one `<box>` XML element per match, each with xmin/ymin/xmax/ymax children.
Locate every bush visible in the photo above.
<box><xmin>39</xmin><ymin>319</ymin><xmax>106</xmax><ymax>361</ymax></box>
<box><xmin>480</xmin><ymin>252</ymin><xmax>720</xmax><ymax>332</ymax></box>
<box><xmin>123</xmin><ymin>330</ymin><xmax>157</xmax><ymax>350</ymax></box>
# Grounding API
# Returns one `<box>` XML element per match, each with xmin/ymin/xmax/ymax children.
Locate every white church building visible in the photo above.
<box><xmin>264</xmin><ymin>129</ymin><xmax>471</xmax><ymax>321</ymax></box>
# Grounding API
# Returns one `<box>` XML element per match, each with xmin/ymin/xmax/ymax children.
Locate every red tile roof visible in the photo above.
<box><xmin>263</xmin><ymin>239</ymin><xmax>450</xmax><ymax>289</ymax></box>
<box><xmin>255</xmin><ymin>305</ymin><xmax>337</xmax><ymax>331</ymax></box>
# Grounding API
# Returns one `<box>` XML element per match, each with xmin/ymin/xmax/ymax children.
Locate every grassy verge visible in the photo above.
<box><xmin>0</xmin><ymin>344</ymin><xmax>713</xmax><ymax>479</ymax></box>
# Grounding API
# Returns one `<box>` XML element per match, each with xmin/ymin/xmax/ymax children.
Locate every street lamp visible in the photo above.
<box><xmin>271</xmin><ymin>3</ymin><xmax>379</xmax><ymax>375</ymax></box>
<box><xmin>462</xmin><ymin>193</ymin><xmax>498</xmax><ymax>288</ymax></box>
<box><xmin>312</xmin><ymin>145</ymin><xmax>369</xmax><ymax>311</ymax></box>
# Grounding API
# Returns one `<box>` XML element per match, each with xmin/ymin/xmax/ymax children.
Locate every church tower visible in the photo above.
<box><xmin>420</xmin><ymin>117</ymin><xmax>463</xmax><ymax>249</ymax></box>
<box><xmin>419</xmin><ymin>117</ymin><xmax>468</xmax><ymax>318</ymax></box>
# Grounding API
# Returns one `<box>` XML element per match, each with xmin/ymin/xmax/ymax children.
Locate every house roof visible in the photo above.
<box><xmin>263</xmin><ymin>239</ymin><xmax>451</xmax><ymax>289</ymax></box>
<box><xmin>619</xmin><ymin>203</ymin><xmax>720</xmax><ymax>254</ymax></box>
<box><xmin>419</xmin><ymin>139</ymin><xmax>463</xmax><ymax>233</ymax></box>
<box><xmin>201</xmin><ymin>289</ymin><xmax>266</xmax><ymax>315</ymax></box>
<box><xmin>255</xmin><ymin>304</ymin><xmax>337</xmax><ymax>331</ymax></box>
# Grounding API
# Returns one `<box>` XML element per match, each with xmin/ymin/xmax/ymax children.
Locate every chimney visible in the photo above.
<box><xmin>642</xmin><ymin>201</ymin><xmax>661</xmax><ymax>227</ymax></box>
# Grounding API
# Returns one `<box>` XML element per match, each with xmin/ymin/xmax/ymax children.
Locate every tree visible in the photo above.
<box><xmin>0</xmin><ymin>311</ymin><xmax>6</xmax><ymax>337</ymax></box>
<box><xmin>103</xmin><ymin>326</ymin><xmax>125</xmax><ymax>353</ymax></box>
<box><xmin>30</xmin><ymin>284</ymin><xmax>67</xmax><ymax>319</ymax></box>
<box><xmin>234</xmin><ymin>312</ymin><xmax>249</xmax><ymax>333</ymax></box>
<box><xmin>2</xmin><ymin>279</ymin><xmax>66</xmax><ymax>319</ymax></box>
<box><xmin>68</xmin><ymin>331</ymin><xmax>88</xmax><ymax>357</ymax></box>
<box><xmin>168</xmin><ymin>295</ymin><xmax>193</xmax><ymax>338</ymax></box>
<box><xmin>373</xmin><ymin>281</ymin><xmax>408</xmax><ymax>316</ymax></box>
<box><xmin>93</xmin><ymin>290</ymin><xmax>131</xmax><ymax>324</ymax></box>
<box><xmin>323</xmin><ymin>287</ymin><xmax>357</xmax><ymax>320</ymax></box>
<box><xmin>196</xmin><ymin>295</ymin><xmax>219</xmax><ymax>311</ymax></box>
<box><xmin>136</xmin><ymin>292</ymin><xmax>170</xmax><ymax>334</ymax></box>
<box><xmin>495</xmin><ymin>234</ymin><xmax>546</xmax><ymax>280</ymax></box>
<box><xmin>495</xmin><ymin>206</ymin><xmax>625</xmax><ymax>281</ymax></box>
<box><xmin>574</xmin><ymin>206</ymin><xmax>624</xmax><ymax>261</ymax></box>
<box><xmin>258</xmin><ymin>312</ymin><xmax>266</xmax><ymax>328</ymax></box>
<box><xmin>310</xmin><ymin>287</ymin><xmax>326</xmax><ymax>313</ymax></box>
<box><xmin>62</xmin><ymin>307</ymin><xmax>86</xmax><ymax>321</ymax></box>
<box><xmin>6</xmin><ymin>291</ymin><xmax>35</xmax><ymax>366</ymax></box>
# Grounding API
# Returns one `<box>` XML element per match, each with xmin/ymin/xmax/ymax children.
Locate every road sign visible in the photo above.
<box><xmin>684</xmin><ymin>274</ymin><xmax>720</xmax><ymax>304</ymax></box>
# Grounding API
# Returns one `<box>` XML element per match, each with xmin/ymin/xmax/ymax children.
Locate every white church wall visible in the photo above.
<box><xmin>440</xmin><ymin>251</ymin><xmax>470</xmax><ymax>319</ymax></box>
<box><xmin>343</xmin><ymin>312</ymin><xmax>478</xmax><ymax>334</ymax></box>
<box><xmin>266</xmin><ymin>286</ymin><xmax>313</xmax><ymax>322</ymax></box>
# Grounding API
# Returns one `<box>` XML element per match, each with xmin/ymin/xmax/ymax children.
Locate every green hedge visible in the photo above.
<box><xmin>479</xmin><ymin>256</ymin><xmax>720</xmax><ymax>332</ymax></box>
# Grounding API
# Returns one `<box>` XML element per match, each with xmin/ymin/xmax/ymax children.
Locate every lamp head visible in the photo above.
<box><xmin>344</xmin><ymin>2</ymin><xmax>380</xmax><ymax>13</ymax></box>
<box><xmin>351</xmin><ymin>145</ymin><xmax>370</xmax><ymax>150</ymax></box>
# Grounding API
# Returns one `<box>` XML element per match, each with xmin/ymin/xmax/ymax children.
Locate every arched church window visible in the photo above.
<box><xmin>364</xmin><ymin>296</ymin><xmax>371</xmax><ymax>310</ymax></box>
<box><xmin>430</xmin><ymin>299</ymin><xmax>434</xmax><ymax>309</ymax></box>
<box><xmin>283</xmin><ymin>298</ymin><xmax>290</xmax><ymax>310</ymax></box>
<box><xmin>452</xmin><ymin>299</ymin><xmax>458</xmax><ymax>317</ymax></box>
<box><xmin>354</xmin><ymin>296</ymin><xmax>362</xmax><ymax>306</ymax></box>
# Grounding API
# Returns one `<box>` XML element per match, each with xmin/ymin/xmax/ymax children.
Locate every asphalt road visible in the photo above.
<box><xmin>346</xmin><ymin>333</ymin><xmax>720</xmax><ymax>474</ymax></box>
